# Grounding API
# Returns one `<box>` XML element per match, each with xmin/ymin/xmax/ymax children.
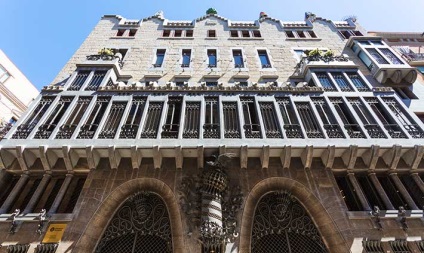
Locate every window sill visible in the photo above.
<box><xmin>233</xmin><ymin>67</ymin><xmax>249</xmax><ymax>72</ymax></box>
<box><xmin>158</xmin><ymin>37</ymin><xmax>195</xmax><ymax>40</ymax></box>
<box><xmin>110</xmin><ymin>36</ymin><xmax>135</xmax><ymax>39</ymax></box>
<box><xmin>205</xmin><ymin>37</ymin><xmax>218</xmax><ymax>40</ymax></box>
<box><xmin>228</xmin><ymin>37</ymin><xmax>264</xmax><ymax>40</ymax></box>
<box><xmin>285</xmin><ymin>38</ymin><xmax>322</xmax><ymax>41</ymax></box>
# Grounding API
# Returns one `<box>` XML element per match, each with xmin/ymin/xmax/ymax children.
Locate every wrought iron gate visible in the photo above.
<box><xmin>251</xmin><ymin>191</ymin><xmax>328</xmax><ymax>253</ymax></box>
<box><xmin>96</xmin><ymin>191</ymin><xmax>172</xmax><ymax>253</ymax></box>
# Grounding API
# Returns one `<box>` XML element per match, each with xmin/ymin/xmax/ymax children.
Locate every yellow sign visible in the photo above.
<box><xmin>42</xmin><ymin>224</ymin><xmax>67</xmax><ymax>243</ymax></box>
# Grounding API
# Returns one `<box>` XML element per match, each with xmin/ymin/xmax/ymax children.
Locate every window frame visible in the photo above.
<box><xmin>0</xmin><ymin>64</ymin><xmax>10</xmax><ymax>83</ymax></box>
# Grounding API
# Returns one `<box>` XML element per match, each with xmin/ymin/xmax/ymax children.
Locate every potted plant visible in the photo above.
<box><xmin>98</xmin><ymin>48</ymin><xmax>114</xmax><ymax>56</ymax></box>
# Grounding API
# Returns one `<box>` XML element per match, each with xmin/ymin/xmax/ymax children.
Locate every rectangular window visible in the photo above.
<box><xmin>331</xmin><ymin>72</ymin><xmax>353</xmax><ymax>91</ymax></box>
<box><xmin>183</xmin><ymin>102</ymin><xmax>201</xmax><ymax>138</ymax></box>
<box><xmin>285</xmin><ymin>31</ymin><xmax>295</xmax><ymax>38</ymax></box>
<box><xmin>181</xmin><ymin>49</ymin><xmax>191</xmax><ymax>67</ymax></box>
<box><xmin>120</xmin><ymin>97</ymin><xmax>146</xmax><ymax>138</ymax></box>
<box><xmin>207</xmin><ymin>30</ymin><xmax>216</xmax><ymax>37</ymax></box>
<box><xmin>358</xmin><ymin>51</ymin><xmax>374</xmax><ymax>71</ymax></box>
<box><xmin>116</xmin><ymin>29</ymin><xmax>125</xmax><ymax>36</ymax></box>
<box><xmin>380</xmin><ymin>48</ymin><xmax>403</xmax><ymax>64</ymax></box>
<box><xmin>259</xmin><ymin>102</ymin><xmax>282</xmax><ymax>138</ymax></box>
<box><xmin>241</xmin><ymin>97</ymin><xmax>261</xmax><ymax>138</ymax></box>
<box><xmin>129</xmin><ymin>29</ymin><xmax>137</xmax><ymax>36</ymax></box>
<box><xmin>68</xmin><ymin>71</ymin><xmax>90</xmax><ymax>91</ymax></box>
<box><xmin>204</xmin><ymin>97</ymin><xmax>220</xmax><ymax>138</ymax></box>
<box><xmin>98</xmin><ymin>101</ymin><xmax>128</xmax><ymax>139</ymax></box>
<box><xmin>174</xmin><ymin>30</ymin><xmax>182</xmax><ymax>37</ymax></box>
<box><xmin>230</xmin><ymin>30</ymin><xmax>238</xmax><ymax>37</ymax></box>
<box><xmin>206</xmin><ymin>81</ymin><xmax>218</xmax><ymax>87</ymax></box>
<box><xmin>366</xmin><ymin>48</ymin><xmax>389</xmax><ymax>64</ymax></box>
<box><xmin>316</xmin><ymin>72</ymin><xmax>336</xmax><ymax>91</ymax></box>
<box><xmin>233</xmin><ymin>50</ymin><xmax>244</xmax><ymax>68</ymax></box>
<box><xmin>0</xmin><ymin>65</ymin><xmax>10</xmax><ymax>83</ymax></box>
<box><xmin>366</xmin><ymin>98</ymin><xmax>406</xmax><ymax>138</ymax></box>
<box><xmin>346</xmin><ymin>73</ymin><xmax>369</xmax><ymax>91</ymax></box>
<box><xmin>312</xmin><ymin>98</ymin><xmax>344</xmax><ymax>138</ymax></box>
<box><xmin>163</xmin><ymin>30</ymin><xmax>171</xmax><ymax>37</ymax></box>
<box><xmin>296</xmin><ymin>31</ymin><xmax>306</xmax><ymax>38</ymax></box>
<box><xmin>335</xmin><ymin>175</ymin><xmax>364</xmax><ymax>211</ymax></box>
<box><xmin>12</xmin><ymin>97</ymin><xmax>54</xmax><ymax>139</ymax></box>
<box><xmin>154</xmin><ymin>49</ymin><xmax>166</xmax><ymax>67</ymax></box>
<box><xmin>77</xmin><ymin>97</ymin><xmax>110</xmax><ymax>139</ymax></box>
<box><xmin>307</xmin><ymin>30</ymin><xmax>317</xmax><ymax>38</ymax></box>
<box><xmin>258</xmin><ymin>50</ymin><xmax>271</xmax><ymax>68</ymax></box>
<box><xmin>140</xmin><ymin>102</ymin><xmax>163</xmax><ymax>138</ymax></box>
<box><xmin>207</xmin><ymin>49</ymin><xmax>217</xmax><ymax>68</ymax></box>
<box><xmin>252</xmin><ymin>30</ymin><xmax>261</xmax><ymax>38</ymax></box>
<box><xmin>185</xmin><ymin>30</ymin><xmax>193</xmax><ymax>37</ymax></box>
<box><xmin>295</xmin><ymin>102</ymin><xmax>324</xmax><ymax>138</ymax></box>
<box><xmin>56</xmin><ymin>97</ymin><xmax>92</xmax><ymax>139</ymax></box>
<box><xmin>276</xmin><ymin>98</ymin><xmax>303</xmax><ymax>138</ymax></box>
<box><xmin>223</xmin><ymin>102</ymin><xmax>241</xmax><ymax>138</ymax></box>
<box><xmin>347</xmin><ymin>98</ymin><xmax>386</xmax><ymax>138</ymax></box>
<box><xmin>34</xmin><ymin>97</ymin><xmax>73</xmax><ymax>139</ymax></box>
<box><xmin>241</xmin><ymin>30</ymin><xmax>250</xmax><ymax>38</ymax></box>
<box><xmin>85</xmin><ymin>71</ymin><xmax>106</xmax><ymax>91</ymax></box>
<box><xmin>330</xmin><ymin>98</ymin><xmax>365</xmax><ymax>138</ymax></box>
<box><xmin>162</xmin><ymin>97</ymin><xmax>182</xmax><ymax>138</ymax></box>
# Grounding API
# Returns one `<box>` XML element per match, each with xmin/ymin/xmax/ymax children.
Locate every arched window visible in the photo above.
<box><xmin>96</xmin><ymin>191</ymin><xmax>172</xmax><ymax>253</ymax></box>
<box><xmin>251</xmin><ymin>191</ymin><xmax>328</xmax><ymax>253</ymax></box>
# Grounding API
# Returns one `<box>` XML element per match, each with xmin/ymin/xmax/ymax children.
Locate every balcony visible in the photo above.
<box><xmin>292</xmin><ymin>53</ymin><xmax>355</xmax><ymax>78</ymax></box>
<box><xmin>368</xmin><ymin>61</ymin><xmax>417</xmax><ymax>85</ymax></box>
<box><xmin>203</xmin><ymin>123</ymin><xmax>220</xmax><ymax>138</ymax></box>
<box><xmin>77</xmin><ymin>49</ymin><xmax>124</xmax><ymax>71</ymax></box>
<box><xmin>0</xmin><ymin>123</ymin><xmax>12</xmax><ymax>139</ymax></box>
<box><xmin>401</xmin><ymin>53</ymin><xmax>424</xmax><ymax>65</ymax></box>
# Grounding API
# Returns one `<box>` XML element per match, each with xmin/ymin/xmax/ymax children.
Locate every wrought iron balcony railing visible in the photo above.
<box><xmin>364</xmin><ymin>124</ymin><xmax>387</xmax><ymax>138</ymax></box>
<box><xmin>12</xmin><ymin>123</ymin><xmax>37</xmax><ymax>139</ymax></box>
<box><xmin>401</xmin><ymin>53</ymin><xmax>424</xmax><ymax>62</ymax></box>
<box><xmin>344</xmin><ymin>124</ymin><xmax>366</xmax><ymax>138</ymax></box>
<box><xmin>382</xmin><ymin>124</ymin><xmax>407</xmax><ymax>139</ymax></box>
<box><xmin>161</xmin><ymin>124</ymin><xmax>180</xmax><ymax>138</ymax></box>
<box><xmin>0</xmin><ymin>123</ymin><xmax>12</xmax><ymax>139</ymax></box>
<box><xmin>403</xmin><ymin>124</ymin><xmax>424</xmax><ymax>138</ymax></box>
<box><xmin>244</xmin><ymin>124</ymin><xmax>262</xmax><ymax>138</ymax></box>
<box><xmin>55</xmin><ymin>124</ymin><xmax>78</xmax><ymax>139</ymax></box>
<box><xmin>119</xmin><ymin>124</ymin><xmax>139</xmax><ymax>139</ymax></box>
<box><xmin>77</xmin><ymin>124</ymin><xmax>99</xmax><ymax>139</ymax></box>
<box><xmin>293</xmin><ymin>54</ymin><xmax>351</xmax><ymax>78</ymax></box>
<box><xmin>203</xmin><ymin>123</ymin><xmax>220</xmax><ymax>138</ymax></box>
<box><xmin>323</xmin><ymin>124</ymin><xmax>345</xmax><ymax>138</ymax></box>
<box><xmin>85</xmin><ymin>54</ymin><xmax>124</xmax><ymax>69</ymax></box>
<box><xmin>283</xmin><ymin>124</ymin><xmax>303</xmax><ymax>138</ymax></box>
<box><xmin>34</xmin><ymin>124</ymin><xmax>57</xmax><ymax>139</ymax></box>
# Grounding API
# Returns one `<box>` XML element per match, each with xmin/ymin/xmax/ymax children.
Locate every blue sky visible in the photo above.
<box><xmin>1</xmin><ymin>0</ymin><xmax>423</xmax><ymax>90</ymax></box>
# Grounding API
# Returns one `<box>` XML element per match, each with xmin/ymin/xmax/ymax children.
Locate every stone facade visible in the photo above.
<box><xmin>0</xmin><ymin>11</ymin><xmax>424</xmax><ymax>253</ymax></box>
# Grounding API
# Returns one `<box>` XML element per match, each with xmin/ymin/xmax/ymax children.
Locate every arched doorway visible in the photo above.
<box><xmin>95</xmin><ymin>191</ymin><xmax>172</xmax><ymax>253</ymax></box>
<box><xmin>251</xmin><ymin>191</ymin><xmax>328</xmax><ymax>253</ymax></box>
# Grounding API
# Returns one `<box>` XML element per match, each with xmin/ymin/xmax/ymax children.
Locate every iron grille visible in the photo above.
<box><xmin>85</xmin><ymin>71</ymin><xmax>106</xmax><ymax>91</ymax></box>
<box><xmin>251</xmin><ymin>191</ymin><xmax>328</xmax><ymax>253</ymax></box>
<box><xmin>417</xmin><ymin>240</ymin><xmax>424</xmax><ymax>253</ymax></box>
<box><xmin>223</xmin><ymin>102</ymin><xmax>241</xmax><ymax>138</ymax></box>
<box><xmin>390</xmin><ymin>240</ymin><xmax>411</xmax><ymax>253</ymax></box>
<box><xmin>34</xmin><ymin>243</ymin><xmax>58</xmax><ymax>253</ymax></box>
<box><xmin>98</xmin><ymin>102</ymin><xmax>127</xmax><ymax>139</ymax></box>
<box><xmin>140</xmin><ymin>102</ymin><xmax>163</xmax><ymax>138</ymax></box>
<box><xmin>183</xmin><ymin>102</ymin><xmax>200</xmax><ymax>138</ymax></box>
<box><xmin>56</xmin><ymin>97</ymin><xmax>92</xmax><ymax>139</ymax></box>
<box><xmin>259</xmin><ymin>102</ymin><xmax>282</xmax><ymax>138</ymax></box>
<box><xmin>363</xmin><ymin>240</ymin><xmax>384</xmax><ymax>253</ymax></box>
<box><xmin>7</xmin><ymin>244</ymin><xmax>29</xmax><ymax>253</ymax></box>
<box><xmin>68</xmin><ymin>71</ymin><xmax>90</xmax><ymax>91</ymax></box>
<box><xmin>96</xmin><ymin>191</ymin><xmax>172</xmax><ymax>253</ymax></box>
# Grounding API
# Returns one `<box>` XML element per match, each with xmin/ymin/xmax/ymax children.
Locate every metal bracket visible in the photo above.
<box><xmin>9</xmin><ymin>209</ymin><xmax>20</xmax><ymax>234</ymax></box>
<box><xmin>399</xmin><ymin>206</ymin><xmax>408</xmax><ymax>231</ymax></box>
<box><xmin>36</xmin><ymin>209</ymin><xmax>47</xmax><ymax>234</ymax></box>
<box><xmin>370</xmin><ymin>206</ymin><xmax>382</xmax><ymax>230</ymax></box>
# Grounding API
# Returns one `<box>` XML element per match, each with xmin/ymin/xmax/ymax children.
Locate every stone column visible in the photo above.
<box><xmin>347</xmin><ymin>173</ymin><xmax>371</xmax><ymax>211</ymax></box>
<box><xmin>48</xmin><ymin>174</ymin><xmax>73</xmax><ymax>215</ymax></box>
<box><xmin>0</xmin><ymin>173</ymin><xmax>29</xmax><ymax>213</ymax></box>
<box><xmin>389</xmin><ymin>173</ymin><xmax>418</xmax><ymax>210</ymax></box>
<box><xmin>411</xmin><ymin>173</ymin><xmax>424</xmax><ymax>194</ymax></box>
<box><xmin>368</xmin><ymin>173</ymin><xmax>395</xmax><ymax>210</ymax></box>
<box><xmin>23</xmin><ymin>173</ymin><xmax>52</xmax><ymax>214</ymax></box>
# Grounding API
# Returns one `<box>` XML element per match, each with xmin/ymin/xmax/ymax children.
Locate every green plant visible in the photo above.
<box><xmin>323</xmin><ymin>50</ymin><xmax>334</xmax><ymax>57</ymax></box>
<box><xmin>206</xmin><ymin>8</ymin><xmax>217</xmax><ymax>15</ymax></box>
<box><xmin>307</xmin><ymin>48</ymin><xmax>321</xmax><ymax>57</ymax></box>
<box><xmin>98</xmin><ymin>48</ymin><xmax>114</xmax><ymax>56</ymax></box>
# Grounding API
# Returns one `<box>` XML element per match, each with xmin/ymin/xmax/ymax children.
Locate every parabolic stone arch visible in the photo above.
<box><xmin>73</xmin><ymin>178</ymin><xmax>184</xmax><ymax>253</ymax></box>
<box><xmin>239</xmin><ymin>177</ymin><xmax>348</xmax><ymax>253</ymax></box>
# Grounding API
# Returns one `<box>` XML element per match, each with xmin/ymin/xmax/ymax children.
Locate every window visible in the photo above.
<box><xmin>34</xmin><ymin>97</ymin><xmax>73</xmax><ymax>139</ymax></box>
<box><xmin>331</xmin><ymin>72</ymin><xmax>353</xmax><ymax>91</ymax></box>
<box><xmin>380</xmin><ymin>48</ymin><xmax>403</xmax><ymax>64</ymax></box>
<box><xmin>0</xmin><ymin>65</ymin><xmax>10</xmax><ymax>83</ymax></box>
<box><xmin>204</xmin><ymin>97</ymin><xmax>220</xmax><ymax>138</ymax></box>
<box><xmin>286</xmin><ymin>30</ymin><xmax>317</xmax><ymax>39</ymax></box>
<box><xmin>330</xmin><ymin>97</ymin><xmax>365</xmax><ymax>138</ymax></box>
<box><xmin>230</xmin><ymin>30</ymin><xmax>239</xmax><ymax>37</ymax></box>
<box><xmin>366</xmin><ymin>48</ymin><xmax>389</xmax><ymax>64</ymax></box>
<box><xmin>68</xmin><ymin>71</ymin><xmax>90</xmax><ymax>91</ymax></box>
<box><xmin>116</xmin><ymin>29</ymin><xmax>125</xmax><ymax>36</ymax></box>
<box><xmin>358</xmin><ymin>51</ymin><xmax>374</xmax><ymax>70</ymax></box>
<box><xmin>393</xmin><ymin>87</ymin><xmax>418</xmax><ymax>100</ymax></box>
<box><xmin>295</xmin><ymin>102</ymin><xmax>324</xmax><ymax>138</ymax></box>
<box><xmin>98</xmin><ymin>101</ymin><xmax>128</xmax><ymax>139</ymax></box>
<box><xmin>241</xmin><ymin>30</ymin><xmax>250</xmax><ymax>38</ymax></box>
<box><xmin>181</xmin><ymin>49</ymin><xmax>191</xmax><ymax>67</ymax></box>
<box><xmin>312</xmin><ymin>98</ymin><xmax>344</xmax><ymax>138</ymax></box>
<box><xmin>259</xmin><ymin>102</ymin><xmax>282</xmax><ymax>138</ymax></box>
<box><xmin>129</xmin><ymin>29</ymin><xmax>137</xmax><ymax>36</ymax></box>
<box><xmin>56</xmin><ymin>97</ymin><xmax>92</xmax><ymax>139</ymax></box>
<box><xmin>315</xmin><ymin>72</ymin><xmax>336</xmax><ymax>91</ymax></box>
<box><xmin>154</xmin><ymin>49</ymin><xmax>166</xmax><ymax>67</ymax></box>
<box><xmin>285</xmin><ymin>31</ymin><xmax>295</xmax><ymax>38</ymax></box>
<box><xmin>365</xmin><ymin>98</ymin><xmax>405</xmax><ymax>138</ymax></box>
<box><xmin>207</xmin><ymin>30</ymin><xmax>216</xmax><ymax>37</ymax></box>
<box><xmin>347</xmin><ymin>98</ymin><xmax>386</xmax><ymax>138</ymax></box>
<box><xmin>85</xmin><ymin>71</ymin><xmax>107</xmax><ymax>91</ymax></box>
<box><xmin>119</xmin><ymin>97</ymin><xmax>146</xmax><ymax>138</ymax></box>
<box><xmin>223</xmin><ymin>102</ymin><xmax>241</xmax><ymax>138</ymax></box>
<box><xmin>183</xmin><ymin>102</ymin><xmax>201</xmax><ymax>138</ymax></box>
<box><xmin>315</xmin><ymin>71</ymin><xmax>369</xmax><ymax>92</ymax></box>
<box><xmin>346</xmin><ymin>73</ymin><xmax>370</xmax><ymax>91</ymax></box>
<box><xmin>339</xmin><ymin>30</ymin><xmax>363</xmax><ymax>39</ymax></box>
<box><xmin>207</xmin><ymin>49</ymin><xmax>217</xmax><ymax>68</ymax></box>
<box><xmin>232</xmin><ymin>50</ymin><xmax>244</xmax><ymax>68</ymax></box>
<box><xmin>258</xmin><ymin>50</ymin><xmax>271</xmax><ymax>68</ymax></box>
<box><xmin>276</xmin><ymin>98</ymin><xmax>303</xmax><ymax>138</ymax></box>
<box><xmin>362</xmin><ymin>240</ymin><xmax>384</xmax><ymax>253</ymax></box>
<box><xmin>252</xmin><ymin>30</ymin><xmax>261</xmax><ymax>38</ymax></box>
<box><xmin>140</xmin><ymin>102</ymin><xmax>163</xmax><ymax>138</ymax></box>
<box><xmin>185</xmin><ymin>30</ymin><xmax>193</xmax><ymax>37</ymax></box>
<box><xmin>162</xmin><ymin>97</ymin><xmax>182</xmax><ymax>138</ymax></box>
<box><xmin>77</xmin><ymin>97</ymin><xmax>110</xmax><ymax>139</ymax></box>
<box><xmin>307</xmin><ymin>30</ymin><xmax>317</xmax><ymax>38</ymax></box>
<box><xmin>417</xmin><ymin>66</ymin><xmax>424</xmax><ymax>74</ymax></box>
<box><xmin>241</xmin><ymin>97</ymin><xmax>261</xmax><ymax>138</ymax></box>
<box><xmin>12</xmin><ymin>97</ymin><xmax>54</xmax><ymax>139</ymax></box>
<box><xmin>296</xmin><ymin>31</ymin><xmax>306</xmax><ymax>38</ymax></box>
<box><xmin>174</xmin><ymin>30</ymin><xmax>182</xmax><ymax>37</ymax></box>
<box><xmin>163</xmin><ymin>30</ymin><xmax>171</xmax><ymax>37</ymax></box>
<box><xmin>206</xmin><ymin>81</ymin><xmax>218</xmax><ymax>87</ymax></box>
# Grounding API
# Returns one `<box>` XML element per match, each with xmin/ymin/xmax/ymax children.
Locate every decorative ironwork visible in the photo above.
<box><xmin>204</xmin><ymin>97</ymin><xmax>220</xmax><ymax>138</ymax></box>
<box><xmin>364</xmin><ymin>124</ymin><xmax>387</xmax><ymax>138</ymax></box>
<box><xmin>34</xmin><ymin>243</ymin><xmax>58</xmax><ymax>253</ymax></box>
<box><xmin>323</xmin><ymin>124</ymin><xmax>344</xmax><ymax>138</ymax></box>
<box><xmin>56</xmin><ymin>97</ymin><xmax>91</xmax><ymax>139</ymax></box>
<box><xmin>6</xmin><ymin>244</ymin><xmax>29</xmax><ymax>253</ymax></box>
<box><xmin>140</xmin><ymin>102</ymin><xmax>163</xmax><ymax>138</ymax></box>
<box><xmin>0</xmin><ymin>122</ymin><xmax>12</xmax><ymax>139</ymax></box>
<box><xmin>98</xmin><ymin>102</ymin><xmax>127</xmax><ymax>139</ymax></box>
<box><xmin>363</xmin><ymin>240</ymin><xmax>384</xmax><ymax>253</ymax></box>
<box><xmin>67</xmin><ymin>71</ymin><xmax>90</xmax><ymax>91</ymax></box>
<box><xmin>77</xmin><ymin>97</ymin><xmax>110</xmax><ymax>139</ymax></box>
<box><xmin>259</xmin><ymin>102</ymin><xmax>282</xmax><ymax>138</ymax></box>
<box><xmin>344</xmin><ymin>124</ymin><xmax>366</xmax><ymax>138</ymax></box>
<box><xmin>9</xmin><ymin>209</ymin><xmax>20</xmax><ymax>234</ymax></box>
<box><xmin>277</xmin><ymin>98</ymin><xmax>304</xmax><ymax>138</ymax></box>
<box><xmin>295</xmin><ymin>102</ymin><xmax>324</xmax><ymax>138</ymax></box>
<box><xmin>399</xmin><ymin>206</ymin><xmax>408</xmax><ymax>231</ymax></box>
<box><xmin>34</xmin><ymin>97</ymin><xmax>73</xmax><ymax>139</ymax></box>
<box><xmin>223</xmin><ymin>102</ymin><xmax>241</xmax><ymax>138</ymax></box>
<box><xmin>85</xmin><ymin>71</ymin><xmax>106</xmax><ymax>91</ymax></box>
<box><xmin>119</xmin><ymin>97</ymin><xmax>146</xmax><ymax>139</ymax></box>
<box><xmin>316</xmin><ymin>72</ymin><xmax>337</xmax><ymax>91</ymax></box>
<box><xmin>36</xmin><ymin>209</ymin><xmax>47</xmax><ymax>234</ymax></box>
<box><xmin>390</xmin><ymin>240</ymin><xmax>411</xmax><ymax>253</ymax></box>
<box><xmin>96</xmin><ymin>192</ymin><xmax>172</xmax><ymax>253</ymax></box>
<box><xmin>251</xmin><ymin>191</ymin><xmax>328</xmax><ymax>253</ymax></box>
<box><xmin>370</xmin><ymin>206</ymin><xmax>382</xmax><ymax>230</ymax></box>
<box><xmin>416</xmin><ymin>240</ymin><xmax>424</xmax><ymax>253</ymax></box>
<box><xmin>241</xmin><ymin>97</ymin><xmax>262</xmax><ymax>138</ymax></box>
<box><xmin>293</xmin><ymin>54</ymin><xmax>349</xmax><ymax>76</ymax></box>
<box><xmin>162</xmin><ymin>97</ymin><xmax>182</xmax><ymax>139</ymax></box>
<box><xmin>331</xmin><ymin>72</ymin><xmax>354</xmax><ymax>91</ymax></box>
<box><xmin>86</xmin><ymin>54</ymin><xmax>124</xmax><ymax>68</ymax></box>
<box><xmin>183</xmin><ymin>102</ymin><xmax>200</xmax><ymax>138</ymax></box>
<box><xmin>347</xmin><ymin>73</ymin><xmax>370</xmax><ymax>91</ymax></box>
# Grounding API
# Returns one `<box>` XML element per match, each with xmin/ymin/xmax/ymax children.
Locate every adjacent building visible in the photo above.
<box><xmin>0</xmin><ymin>50</ymin><xmax>38</xmax><ymax>139</ymax></box>
<box><xmin>0</xmin><ymin>10</ymin><xmax>424</xmax><ymax>253</ymax></box>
